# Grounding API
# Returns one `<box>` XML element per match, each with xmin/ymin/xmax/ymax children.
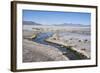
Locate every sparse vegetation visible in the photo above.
<box><xmin>23</xmin><ymin>25</ymin><xmax>90</xmax><ymax>61</ymax></box>
<box><xmin>78</xmin><ymin>40</ymin><xmax>81</xmax><ymax>42</ymax></box>
<box><xmin>84</xmin><ymin>39</ymin><xmax>88</xmax><ymax>43</ymax></box>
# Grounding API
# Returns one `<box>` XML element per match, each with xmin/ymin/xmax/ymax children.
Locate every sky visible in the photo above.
<box><xmin>23</xmin><ymin>10</ymin><xmax>91</xmax><ymax>25</ymax></box>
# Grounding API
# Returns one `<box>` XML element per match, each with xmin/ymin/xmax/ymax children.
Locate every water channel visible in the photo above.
<box><xmin>32</xmin><ymin>32</ymin><xmax>86</xmax><ymax>60</ymax></box>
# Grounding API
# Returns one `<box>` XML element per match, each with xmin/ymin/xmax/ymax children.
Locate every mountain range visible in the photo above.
<box><xmin>53</xmin><ymin>23</ymin><xmax>90</xmax><ymax>27</ymax></box>
<box><xmin>23</xmin><ymin>21</ymin><xmax>90</xmax><ymax>27</ymax></box>
<box><xmin>23</xmin><ymin>21</ymin><xmax>41</xmax><ymax>25</ymax></box>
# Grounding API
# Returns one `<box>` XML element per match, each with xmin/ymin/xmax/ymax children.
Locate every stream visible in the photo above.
<box><xmin>32</xmin><ymin>32</ymin><xmax>86</xmax><ymax>60</ymax></box>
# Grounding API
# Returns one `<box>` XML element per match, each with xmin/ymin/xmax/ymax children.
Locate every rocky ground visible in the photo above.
<box><xmin>23</xmin><ymin>29</ymin><xmax>69</xmax><ymax>62</ymax></box>
<box><xmin>23</xmin><ymin>39</ymin><xmax>68</xmax><ymax>62</ymax></box>
<box><xmin>46</xmin><ymin>31</ymin><xmax>90</xmax><ymax>58</ymax></box>
<box><xmin>23</xmin><ymin>25</ymin><xmax>91</xmax><ymax>62</ymax></box>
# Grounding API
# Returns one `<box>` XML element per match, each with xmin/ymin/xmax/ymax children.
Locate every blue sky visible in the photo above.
<box><xmin>23</xmin><ymin>10</ymin><xmax>91</xmax><ymax>25</ymax></box>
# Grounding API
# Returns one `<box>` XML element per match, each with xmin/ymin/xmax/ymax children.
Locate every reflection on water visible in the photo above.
<box><xmin>33</xmin><ymin>32</ymin><xmax>66</xmax><ymax>52</ymax></box>
<box><xmin>32</xmin><ymin>32</ymin><xmax>86</xmax><ymax>60</ymax></box>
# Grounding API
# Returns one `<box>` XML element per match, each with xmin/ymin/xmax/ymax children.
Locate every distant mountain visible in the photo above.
<box><xmin>23</xmin><ymin>21</ymin><xmax>90</xmax><ymax>27</ymax></box>
<box><xmin>53</xmin><ymin>23</ymin><xmax>90</xmax><ymax>27</ymax></box>
<box><xmin>23</xmin><ymin>21</ymin><xmax>42</xmax><ymax>25</ymax></box>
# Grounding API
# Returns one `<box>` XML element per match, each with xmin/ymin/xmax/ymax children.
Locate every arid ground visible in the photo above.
<box><xmin>23</xmin><ymin>25</ymin><xmax>91</xmax><ymax>62</ymax></box>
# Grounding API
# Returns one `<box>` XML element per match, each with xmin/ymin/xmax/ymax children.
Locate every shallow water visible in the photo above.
<box><xmin>32</xmin><ymin>32</ymin><xmax>87</xmax><ymax>60</ymax></box>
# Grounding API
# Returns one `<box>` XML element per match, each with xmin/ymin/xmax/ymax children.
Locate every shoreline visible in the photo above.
<box><xmin>45</xmin><ymin>37</ymin><xmax>90</xmax><ymax>59</ymax></box>
<box><xmin>23</xmin><ymin>39</ymin><xmax>69</xmax><ymax>62</ymax></box>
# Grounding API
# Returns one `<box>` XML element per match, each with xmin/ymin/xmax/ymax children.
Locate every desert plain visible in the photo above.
<box><xmin>23</xmin><ymin>25</ymin><xmax>91</xmax><ymax>62</ymax></box>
